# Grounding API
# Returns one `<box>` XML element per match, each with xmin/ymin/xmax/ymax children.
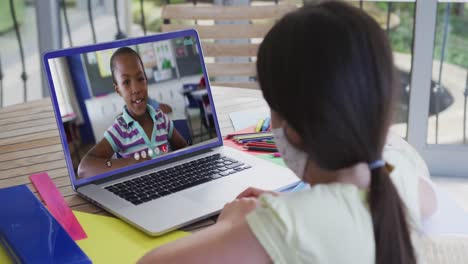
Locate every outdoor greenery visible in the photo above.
<box><xmin>375</xmin><ymin>3</ymin><xmax>467</xmax><ymax>69</ymax></box>
<box><xmin>0</xmin><ymin>0</ymin><xmax>25</xmax><ymax>34</ymax></box>
<box><xmin>132</xmin><ymin>0</ymin><xmax>186</xmax><ymax>33</ymax></box>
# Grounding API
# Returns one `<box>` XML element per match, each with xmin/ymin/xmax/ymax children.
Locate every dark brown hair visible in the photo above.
<box><xmin>257</xmin><ymin>2</ymin><xmax>415</xmax><ymax>263</ymax></box>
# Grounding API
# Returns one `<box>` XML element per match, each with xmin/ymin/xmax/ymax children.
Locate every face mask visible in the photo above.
<box><xmin>272</xmin><ymin>127</ymin><xmax>309</xmax><ymax>179</ymax></box>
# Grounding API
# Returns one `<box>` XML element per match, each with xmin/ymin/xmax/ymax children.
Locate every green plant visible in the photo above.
<box><xmin>0</xmin><ymin>0</ymin><xmax>25</xmax><ymax>34</ymax></box>
<box><xmin>388</xmin><ymin>6</ymin><xmax>415</xmax><ymax>54</ymax></box>
<box><xmin>433</xmin><ymin>4</ymin><xmax>468</xmax><ymax>68</ymax></box>
<box><xmin>131</xmin><ymin>0</ymin><xmax>190</xmax><ymax>33</ymax></box>
<box><xmin>374</xmin><ymin>2</ymin><xmax>467</xmax><ymax>68</ymax></box>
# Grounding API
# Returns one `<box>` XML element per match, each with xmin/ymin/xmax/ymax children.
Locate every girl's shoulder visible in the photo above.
<box><xmin>255</xmin><ymin>183</ymin><xmax>373</xmax><ymax>238</ymax></box>
<box><xmin>247</xmin><ymin>186</ymin><xmax>375</xmax><ymax>263</ymax></box>
<box><xmin>260</xmin><ymin>183</ymin><xmax>369</xmax><ymax>220</ymax></box>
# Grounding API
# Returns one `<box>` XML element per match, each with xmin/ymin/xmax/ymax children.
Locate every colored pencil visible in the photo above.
<box><xmin>261</xmin><ymin>117</ymin><xmax>270</xmax><ymax>132</ymax></box>
<box><xmin>255</xmin><ymin>119</ymin><xmax>265</xmax><ymax>132</ymax></box>
<box><xmin>245</xmin><ymin>144</ymin><xmax>277</xmax><ymax>149</ymax></box>
<box><xmin>245</xmin><ymin>142</ymin><xmax>277</xmax><ymax>148</ymax></box>
<box><xmin>233</xmin><ymin>133</ymin><xmax>273</xmax><ymax>140</ymax></box>
<box><xmin>243</xmin><ymin>146</ymin><xmax>278</xmax><ymax>152</ymax></box>
<box><xmin>234</xmin><ymin>135</ymin><xmax>274</xmax><ymax>141</ymax></box>
<box><xmin>237</xmin><ymin>137</ymin><xmax>274</xmax><ymax>144</ymax></box>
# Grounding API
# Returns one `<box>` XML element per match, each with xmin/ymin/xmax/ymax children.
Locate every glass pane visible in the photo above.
<box><xmin>344</xmin><ymin>1</ymin><xmax>416</xmax><ymax>139</ymax></box>
<box><xmin>427</xmin><ymin>1</ymin><xmax>468</xmax><ymax>145</ymax></box>
<box><xmin>0</xmin><ymin>0</ymin><xmax>40</xmax><ymax>107</ymax></box>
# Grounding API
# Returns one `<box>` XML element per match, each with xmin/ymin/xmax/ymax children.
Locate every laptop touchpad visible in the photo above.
<box><xmin>182</xmin><ymin>177</ymin><xmax>246</xmax><ymax>209</ymax></box>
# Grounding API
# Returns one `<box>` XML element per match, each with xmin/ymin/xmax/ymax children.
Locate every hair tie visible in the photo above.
<box><xmin>369</xmin><ymin>160</ymin><xmax>386</xmax><ymax>170</ymax></box>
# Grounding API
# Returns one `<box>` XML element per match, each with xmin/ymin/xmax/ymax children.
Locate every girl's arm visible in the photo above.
<box><xmin>170</xmin><ymin>129</ymin><xmax>189</xmax><ymax>150</ymax></box>
<box><xmin>77</xmin><ymin>138</ymin><xmax>146</xmax><ymax>178</ymax></box>
<box><xmin>138</xmin><ymin>198</ymin><xmax>271</xmax><ymax>264</ymax></box>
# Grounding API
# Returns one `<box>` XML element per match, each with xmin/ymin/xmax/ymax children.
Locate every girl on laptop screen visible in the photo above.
<box><xmin>138</xmin><ymin>2</ymin><xmax>437</xmax><ymax>263</ymax></box>
<box><xmin>78</xmin><ymin>47</ymin><xmax>188</xmax><ymax>179</ymax></box>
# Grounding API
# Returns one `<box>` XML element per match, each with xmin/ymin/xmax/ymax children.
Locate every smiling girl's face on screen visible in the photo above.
<box><xmin>113</xmin><ymin>53</ymin><xmax>148</xmax><ymax>118</ymax></box>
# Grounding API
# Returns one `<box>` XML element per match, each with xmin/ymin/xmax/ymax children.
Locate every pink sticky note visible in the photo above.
<box><xmin>30</xmin><ymin>172</ymin><xmax>87</xmax><ymax>240</ymax></box>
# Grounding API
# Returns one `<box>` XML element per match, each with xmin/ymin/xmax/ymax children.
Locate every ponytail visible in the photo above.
<box><xmin>368</xmin><ymin>165</ymin><xmax>416</xmax><ymax>264</ymax></box>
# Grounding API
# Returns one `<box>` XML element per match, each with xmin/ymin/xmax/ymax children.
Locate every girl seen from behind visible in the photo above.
<box><xmin>139</xmin><ymin>2</ymin><xmax>436</xmax><ymax>263</ymax></box>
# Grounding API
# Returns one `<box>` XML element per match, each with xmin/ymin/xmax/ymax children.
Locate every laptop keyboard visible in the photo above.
<box><xmin>104</xmin><ymin>154</ymin><xmax>251</xmax><ymax>205</ymax></box>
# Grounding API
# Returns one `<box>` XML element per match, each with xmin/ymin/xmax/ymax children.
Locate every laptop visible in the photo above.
<box><xmin>43</xmin><ymin>29</ymin><xmax>298</xmax><ymax>236</ymax></box>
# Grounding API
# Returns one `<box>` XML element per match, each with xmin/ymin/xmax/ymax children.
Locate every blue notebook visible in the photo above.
<box><xmin>0</xmin><ymin>185</ymin><xmax>91</xmax><ymax>264</ymax></box>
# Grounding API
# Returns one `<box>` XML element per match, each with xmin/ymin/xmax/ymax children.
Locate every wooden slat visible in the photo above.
<box><xmin>65</xmin><ymin>195</ymin><xmax>88</xmax><ymax>207</ymax></box>
<box><xmin>18</xmin><ymin>167</ymin><xmax>69</xmax><ymax>181</ymax></box>
<box><xmin>212</xmin><ymin>86</ymin><xmax>262</xmax><ymax>98</ymax></box>
<box><xmin>181</xmin><ymin>219</ymin><xmax>216</xmax><ymax>232</ymax></box>
<box><xmin>72</xmin><ymin>203</ymin><xmax>104</xmax><ymax>214</ymax></box>
<box><xmin>57</xmin><ymin>185</ymin><xmax>76</xmax><ymax>197</ymax></box>
<box><xmin>0</xmin><ymin>130</ymin><xmax>59</xmax><ymax>146</ymax></box>
<box><xmin>0</xmin><ymin>167</ymin><xmax>69</xmax><ymax>188</ymax></box>
<box><xmin>211</xmin><ymin>95</ymin><xmax>260</xmax><ymax>108</ymax></box>
<box><xmin>0</xmin><ymin>99</ymin><xmax>51</xmax><ymax>114</ymax></box>
<box><xmin>162</xmin><ymin>24</ymin><xmax>272</xmax><ymax>39</ymax></box>
<box><xmin>0</xmin><ymin>112</ymin><xmax>54</xmax><ymax>126</ymax></box>
<box><xmin>0</xmin><ymin>105</ymin><xmax>53</xmax><ymax>120</ymax></box>
<box><xmin>162</xmin><ymin>4</ymin><xmax>296</xmax><ymax>20</ymax></box>
<box><xmin>202</xmin><ymin>42</ymin><xmax>260</xmax><ymax>57</ymax></box>
<box><xmin>211</xmin><ymin>82</ymin><xmax>259</xmax><ymax>90</ymax></box>
<box><xmin>0</xmin><ymin>159</ymin><xmax>66</xmax><ymax>179</ymax></box>
<box><xmin>206</xmin><ymin>62</ymin><xmax>256</xmax><ymax>77</ymax></box>
<box><xmin>0</xmin><ymin>137</ymin><xmax>60</xmax><ymax>154</ymax></box>
<box><xmin>215</xmin><ymin>99</ymin><xmax>266</xmax><ymax>114</ymax></box>
<box><xmin>1</xmin><ymin>117</ymin><xmax>57</xmax><ymax>132</ymax></box>
<box><xmin>95</xmin><ymin>211</ymin><xmax>113</xmax><ymax>217</ymax></box>
<box><xmin>0</xmin><ymin>144</ymin><xmax>63</xmax><ymax>162</ymax></box>
<box><xmin>0</xmin><ymin>151</ymin><xmax>64</xmax><ymax>171</ymax></box>
<box><xmin>0</xmin><ymin>123</ymin><xmax>57</xmax><ymax>139</ymax></box>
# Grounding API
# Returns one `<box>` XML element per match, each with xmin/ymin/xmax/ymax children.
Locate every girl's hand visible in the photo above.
<box><xmin>236</xmin><ymin>187</ymin><xmax>279</xmax><ymax>199</ymax></box>
<box><xmin>217</xmin><ymin>198</ymin><xmax>258</xmax><ymax>226</ymax></box>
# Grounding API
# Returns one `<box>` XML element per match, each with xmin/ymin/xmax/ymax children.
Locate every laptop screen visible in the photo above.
<box><xmin>44</xmin><ymin>30</ymin><xmax>222</xmax><ymax>187</ymax></box>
